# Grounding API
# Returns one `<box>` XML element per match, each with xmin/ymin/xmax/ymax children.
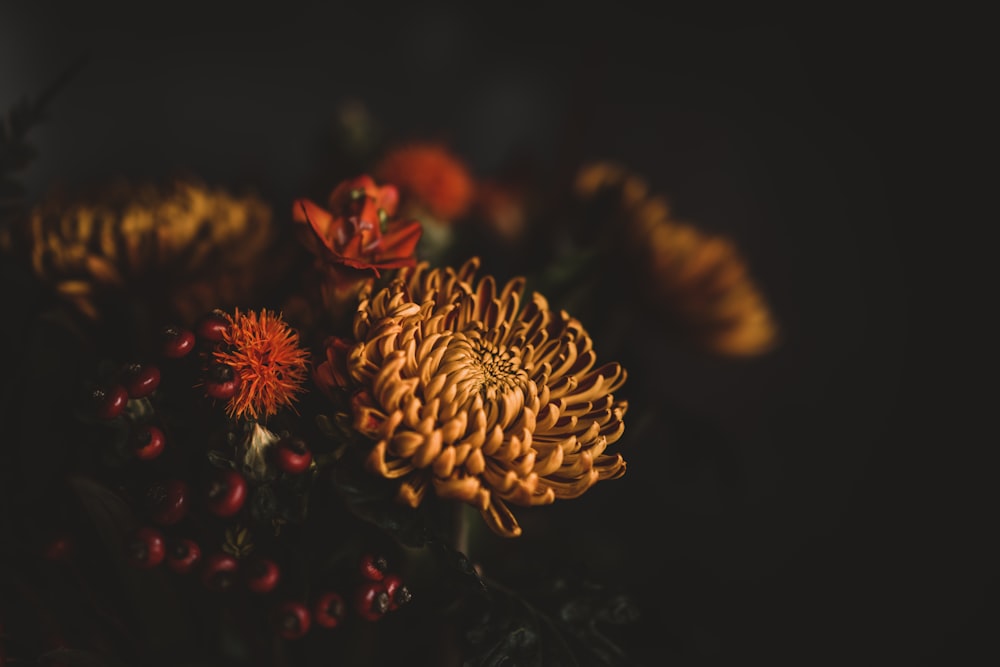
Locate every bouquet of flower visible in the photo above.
<box><xmin>0</xmin><ymin>67</ymin><xmax>778</xmax><ymax>666</ymax></box>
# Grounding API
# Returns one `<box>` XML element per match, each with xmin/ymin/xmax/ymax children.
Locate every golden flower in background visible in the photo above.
<box><xmin>317</xmin><ymin>257</ymin><xmax>628</xmax><ymax>538</ymax></box>
<box><xmin>0</xmin><ymin>178</ymin><xmax>276</xmax><ymax>324</ymax></box>
<box><xmin>213</xmin><ymin>309</ymin><xmax>310</xmax><ymax>421</ymax></box>
<box><xmin>575</xmin><ymin>162</ymin><xmax>779</xmax><ymax>357</ymax></box>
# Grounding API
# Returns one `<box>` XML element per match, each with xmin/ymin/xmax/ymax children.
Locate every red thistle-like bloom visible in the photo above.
<box><xmin>292</xmin><ymin>175</ymin><xmax>422</xmax><ymax>276</ymax></box>
<box><xmin>374</xmin><ymin>143</ymin><xmax>476</xmax><ymax>221</ymax></box>
<box><xmin>213</xmin><ymin>309</ymin><xmax>310</xmax><ymax>421</ymax></box>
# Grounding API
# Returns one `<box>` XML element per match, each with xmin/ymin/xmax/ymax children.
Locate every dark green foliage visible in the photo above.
<box><xmin>0</xmin><ymin>56</ymin><xmax>86</xmax><ymax>223</ymax></box>
<box><xmin>462</xmin><ymin>576</ymin><xmax>642</xmax><ymax>667</ymax></box>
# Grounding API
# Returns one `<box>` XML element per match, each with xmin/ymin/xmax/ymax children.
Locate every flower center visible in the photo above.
<box><xmin>439</xmin><ymin>329</ymin><xmax>527</xmax><ymax>410</ymax></box>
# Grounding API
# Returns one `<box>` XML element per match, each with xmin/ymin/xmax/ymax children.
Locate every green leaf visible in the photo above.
<box><xmin>330</xmin><ymin>460</ymin><xmax>431</xmax><ymax>547</ymax></box>
<box><xmin>0</xmin><ymin>55</ymin><xmax>87</xmax><ymax>191</ymax></box>
<box><xmin>429</xmin><ymin>538</ymin><xmax>487</xmax><ymax>595</ymax></box>
<box><xmin>460</xmin><ymin>575</ymin><xmax>642</xmax><ymax>667</ymax></box>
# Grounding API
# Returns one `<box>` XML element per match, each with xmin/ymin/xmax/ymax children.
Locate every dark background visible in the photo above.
<box><xmin>0</xmin><ymin>3</ymin><xmax>981</xmax><ymax>665</ymax></box>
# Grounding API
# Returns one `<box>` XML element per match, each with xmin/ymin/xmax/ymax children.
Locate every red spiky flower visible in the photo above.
<box><xmin>213</xmin><ymin>309</ymin><xmax>310</xmax><ymax>421</ymax></box>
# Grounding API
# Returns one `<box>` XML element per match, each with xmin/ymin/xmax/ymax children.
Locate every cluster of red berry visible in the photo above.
<box><xmin>270</xmin><ymin>554</ymin><xmax>412</xmax><ymax>641</ymax></box>
<box><xmin>122</xmin><ymin>528</ymin><xmax>411</xmax><ymax>641</ymax></box>
<box><xmin>84</xmin><ymin>311</ymin><xmax>234</xmax><ymax>461</ymax></box>
<box><xmin>86</xmin><ymin>357</ymin><xmax>165</xmax><ymax>459</ymax></box>
<box><xmin>77</xmin><ymin>309</ymin><xmax>412</xmax><ymax>644</ymax></box>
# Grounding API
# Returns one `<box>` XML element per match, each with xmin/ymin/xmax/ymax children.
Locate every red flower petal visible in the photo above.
<box><xmin>377</xmin><ymin>220</ymin><xmax>423</xmax><ymax>262</ymax></box>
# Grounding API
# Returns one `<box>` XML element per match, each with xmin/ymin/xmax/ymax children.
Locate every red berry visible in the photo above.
<box><xmin>359</xmin><ymin>553</ymin><xmax>388</xmax><ymax>581</ymax></box>
<box><xmin>197</xmin><ymin>310</ymin><xmax>230</xmax><ymax>343</ymax></box>
<box><xmin>201</xmin><ymin>553</ymin><xmax>240</xmax><ymax>592</ymax></box>
<box><xmin>122</xmin><ymin>362</ymin><xmax>161</xmax><ymax>398</ymax></box>
<box><xmin>127</xmin><ymin>527</ymin><xmax>165</xmax><ymax>568</ymax></box>
<box><xmin>133</xmin><ymin>424</ymin><xmax>166</xmax><ymax>460</ymax></box>
<box><xmin>354</xmin><ymin>581</ymin><xmax>390</xmax><ymax>622</ymax></box>
<box><xmin>41</xmin><ymin>534</ymin><xmax>74</xmax><ymax>562</ymax></box>
<box><xmin>165</xmin><ymin>538</ymin><xmax>201</xmax><ymax>574</ymax></box>
<box><xmin>206</xmin><ymin>469</ymin><xmax>247</xmax><ymax>518</ymax></box>
<box><xmin>382</xmin><ymin>573</ymin><xmax>412</xmax><ymax>611</ymax></box>
<box><xmin>204</xmin><ymin>364</ymin><xmax>239</xmax><ymax>401</ymax></box>
<box><xmin>146</xmin><ymin>479</ymin><xmax>189</xmax><ymax>526</ymax></box>
<box><xmin>313</xmin><ymin>591</ymin><xmax>346</xmax><ymax>629</ymax></box>
<box><xmin>274</xmin><ymin>437</ymin><xmax>312</xmax><ymax>474</ymax></box>
<box><xmin>273</xmin><ymin>601</ymin><xmax>310</xmax><ymax>640</ymax></box>
<box><xmin>162</xmin><ymin>326</ymin><xmax>196</xmax><ymax>358</ymax></box>
<box><xmin>93</xmin><ymin>385</ymin><xmax>129</xmax><ymax>419</ymax></box>
<box><xmin>244</xmin><ymin>557</ymin><xmax>281</xmax><ymax>594</ymax></box>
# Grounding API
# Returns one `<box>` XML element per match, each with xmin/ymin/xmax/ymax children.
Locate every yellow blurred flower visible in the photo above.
<box><xmin>1</xmin><ymin>178</ymin><xmax>276</xmax><ymax>324</ymax></box>
<box><xmin>575</xmin><ymin>162</ymin><xmax>779</xmax><ymax>357</ymax></box>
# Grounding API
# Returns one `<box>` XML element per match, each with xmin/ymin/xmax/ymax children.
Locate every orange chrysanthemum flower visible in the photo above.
<box><xmin>374</xmin><ymin>142</ymin><xmax>476</xmax><ymax>222</ymax></box>
<box><xmin>316</xmin><ymin>258</ymin><xmax>628</xmax><ymax>538</ymax></box>
<box><xmin>213</xmin><ymin>309</ymin><xmax>310</xmax><ymax>421</ymax></box>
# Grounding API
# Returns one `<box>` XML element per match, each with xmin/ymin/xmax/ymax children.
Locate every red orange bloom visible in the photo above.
<box><xmin>213</xmin><ymin>309</ymin><xmax>310</xmax><ymax>421</ymax></box>
<box><xmin>374</xmin><ymin>143</ymin><xmax>475</xmax><ymax>221</ymax></box>
<box><xmin>292</xmin><ymin>175</ymin><xmax>422</xmax><ymax>277</ymax></box>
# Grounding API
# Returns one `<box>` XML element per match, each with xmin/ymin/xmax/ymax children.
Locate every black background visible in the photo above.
<box><xmin>0</xmin><ymin>3</ymin><xmax>982</xmax><ymax>665</ymax></box>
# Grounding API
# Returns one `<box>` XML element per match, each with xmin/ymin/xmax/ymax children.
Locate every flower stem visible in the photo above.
<box><xmin>453</xmin><ymin>502</ymin><xmax>471</xmax><ymax>558</ymax></box>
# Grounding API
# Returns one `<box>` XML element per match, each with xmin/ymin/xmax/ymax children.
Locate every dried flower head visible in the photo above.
<box><xmin>213</xmin><ymin>309</ymin><xmax>310</xmax><ymax>421</ymax></box>
<box><xmin>0</xmin><ymin>179</ymin><xmax>276</xmax><ymax>323</ymax></box>
<box><xmin>575</xmin><ymin>162</ymin><xmax>779</xmax><ymax>356</ymax></box>
<box><xmin>317</xmin><ymin>258</ymin><xmax>628</xmax><ymax>538</ymax></box>
<box><xmin>374</xmin><ymin>142</ymin><xmax>476</xmax><ymax>222</ymax></box>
